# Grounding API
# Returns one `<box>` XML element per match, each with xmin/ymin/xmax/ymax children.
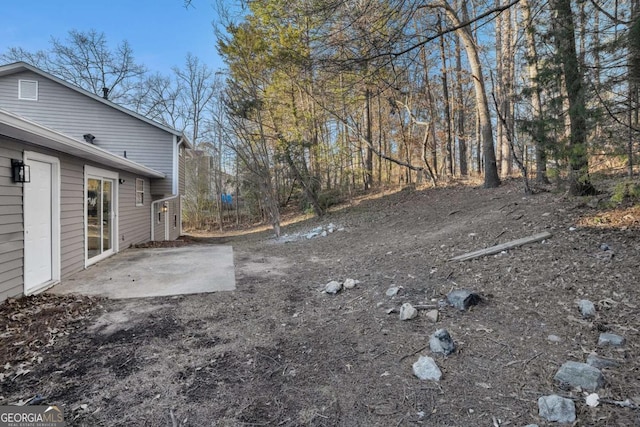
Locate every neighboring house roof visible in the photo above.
<box><xmin>0</xmin><ymin>61</ymin><xmax>192</xmax><ymax>149</ymax></box>
<box><xmin>0</xmin><ymin>107</ymin><xmax>165</xmax><ymax>178</ymax></box>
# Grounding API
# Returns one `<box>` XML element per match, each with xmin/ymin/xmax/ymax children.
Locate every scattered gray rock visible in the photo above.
<box><xmin>343</xmin><ymin>278</ymin><xmax>357</xmax><ymax>289</ymax></box>
<box><xmin>425</xmin><ymin>309</ymin><xmax>439</xmax><ymax>323</ymax></box>
<box><xmin>598</xmin><ymin>332</ymin><xmax>626</xmax><ymax>347</ymax></box>
<box><xmin>600</xmin><ymin>243</ymin><xmax>611</xmax><ymax>251</ymax></box>
<box><xmin>554</xmin><ymin>361</ymin><xmax>604</xmax><ymax>392</ymax></box>
<box><xmin>538</xmin><ymin>395</ymin><xmax>576</xmax><ymax>423</ymax></box>
<box><xmin>547</xmin><ymin>334</ymin><xmax>562</xmax><ymax>343</ymax></box>
<box><xmin>306</xmin><ymin>232</ymin><xmax>320</xmax><ymax>239</ymax></box>
<box><xmin>324</xmin><ymin>281</ymin><xmax>342</xmax><ymax>294</ymax></box>
<box><xmin>399</xmin><ymin>303</ymin><xmax>418</xmax><ymax>321</ymax></box>
<box><xmin>447</xmin><ymin>289</ymin><xmax>482</xmax><ymax>311</ymax></box>
<box><xmin>386</xmin><ymin>286</ymin><xmax>402</xmax><ymax>297</ymax></box>
<box><xmin>578</xmin><ymin>299</ymin><xmax>596</xmax><ymax>319</ymax></box>
<box><xmin>412</xmin><ymin>356</ymin><xmax>442</xmax><ymax>381</ymax></box>
<box><xmin>429</xmin><ymin>329</ymin><xmax>456</xmax><ymax>356</ymax></box>
<box><xmin>587</xmin><ymin>353</ymin><xmax>619</xmax><ymax>369</ymax></box>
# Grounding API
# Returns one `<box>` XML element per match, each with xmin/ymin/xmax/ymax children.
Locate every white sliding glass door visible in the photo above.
<box><xmin>85</xmin><ymin>167</ymin><xmax>118</xmax><ymax>266</ymax></box>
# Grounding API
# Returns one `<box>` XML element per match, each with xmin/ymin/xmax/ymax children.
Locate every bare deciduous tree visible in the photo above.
<box><xmin>1</xmin><ymin>29</ymin><xmax>146</xmax><ymax>104</ymax></box>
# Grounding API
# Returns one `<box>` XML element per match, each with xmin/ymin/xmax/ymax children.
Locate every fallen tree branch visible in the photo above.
<box><xmin>449</xmin><ymin>232</ymin><xmax>552</xmax><ymax>261</ymax></box>
<box><xmin>599</xmin><ymin>398</ymin><xmax>640</xmax><ymax>410</ymax></box>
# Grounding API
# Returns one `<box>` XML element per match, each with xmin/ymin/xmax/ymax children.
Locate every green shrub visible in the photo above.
<box><xmin>611</xmin><ymin>181</ymin><xmax>640</xmax><ymax>203</ymax></box>
<box><xmin>318</xmin><ymin>188</ymin><xmax>345</xmax><ymax>210</ymax></box>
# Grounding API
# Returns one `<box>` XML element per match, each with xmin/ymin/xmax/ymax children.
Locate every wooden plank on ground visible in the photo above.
<box><xmin>449</xmin><ymin>231</ymin><xmax>552</xmax><ymax>262</ymax></box>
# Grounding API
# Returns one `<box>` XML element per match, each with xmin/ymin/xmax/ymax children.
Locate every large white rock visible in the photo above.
<box><xmin>324</xmin><ymin>281</ymin><xmax>342</xmax><ymax>294</ymax></box>
<box><xmin>425</xmin><ymin>309</ymin><xmax>439</xmax><ymax>323</ymax></box>
<box><xmin>399</xmin><ymin>303</ymin><xmax>418</xmax><ymax>321</ymax></box>
<box><xmin>412</xmin><ymin>356</ymin><xmax>442</xmax><ymax>381</ymax></box>
<box><xmin>386</xmin><ymin>286</ymin><xmax>402</xmax><ymax>297</ymax></box>
<box><xmin>554</xmin><ymin>361</ymin><xmax>604</xmax><ymax>392</ymax></box>
<box><xmin>343</xmin><ymin>278</ymin><xmax>357</xmax><ymax>289</ymax></box>
<box><xmin>578</xmin><ymin>299</ymin><xmax>596</xmax><ymax>319</ymax></box>
<box><xmin>429</xmin><ymin>329</ymin><xmax>456</xmax><ymax>356</ymax></box>
<box><xmin>598</xmin><ymin>333</ymin><xmax>626</xmax><ymax>347</ymax></box>
<box><xmin>538</xmin><ymin>395</ymin><xmax>576</xmax><ymax>423</ymax></box>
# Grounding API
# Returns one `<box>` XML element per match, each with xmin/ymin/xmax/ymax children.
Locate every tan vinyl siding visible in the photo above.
<box><xmin>119</xmin><ymin>173</ymin><xmax>151</xmax><ymax>247</ymax></box>
<box><xmin>179</xmin><ymin>148</ymin><xmax>185</xmax><ymax>196</ymax></box>
<box><xmin>153</xmin><ymin>206</ymin><xmax>166</xmax><ymax>241</ymax></box>
<box><xmin>169</xmin><ymin>199</ymin><xmax>180</xmax><ymax>240</ymax></box>
<box><xmin>0</xmin><ymin>134</ymin><xmax>155</xmax><ymax>301</ymax></box>
<box><xmin>0</xmin><ymin>139</ymin><xmax>24</xmax><ymax>299</ymax></box>
<box><xmin>60</xmin><ymin>160</ymin><xmax>84</xmax><ymax>278</ymax></box>
<box><xmin>0</xmin><ymin>70</ymin><xmax>175</xmax><ymax>196</ymax></box>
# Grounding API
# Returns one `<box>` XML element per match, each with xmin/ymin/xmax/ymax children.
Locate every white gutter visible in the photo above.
<box><xmin>176</xmin><ymin>136</ymin><xmax>186</xmax><ymax>237</ymax></box>
<box><xmin>150</xmin><ymin>195</ymin><xmax>179</xmax><ymax>241</ymax></box>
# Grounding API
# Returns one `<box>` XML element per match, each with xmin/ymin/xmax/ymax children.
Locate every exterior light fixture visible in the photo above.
<box><xmin>11</xmin><ymin>159</ymin><xmax>30</xmax><ymax>183</ymax></box>
<box><xmin>162</xmin><ymin>202</ymin><xmax>168</xmax><ymax>213</ymax></box>
<box><xmin>83</xmin><ymin>133</ymin><xmax>96</xmax><ymax>144</ymax></box>
<box><xmin>118</xmin><ymin>178</ymin><xmax>126</xmax><ymax>184</ymax></box>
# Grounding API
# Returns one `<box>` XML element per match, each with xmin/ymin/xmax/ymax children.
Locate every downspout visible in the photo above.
<box><xmin>176</xmin><ymin>136</ymin><xmax>186</xmax><ymax>236</ymax></box>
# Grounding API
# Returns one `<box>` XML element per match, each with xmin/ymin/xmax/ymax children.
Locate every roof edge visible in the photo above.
<box><xmin>0</xmin><ymin>108</ymin><xmax>165</xmax><ymax>178</ymax></box>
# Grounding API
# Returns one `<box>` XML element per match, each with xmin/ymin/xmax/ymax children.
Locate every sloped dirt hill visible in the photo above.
<box><xmin>1</xmin><ymin>180</ymin><xmax>639</xmax><ymax>426</ymax></box>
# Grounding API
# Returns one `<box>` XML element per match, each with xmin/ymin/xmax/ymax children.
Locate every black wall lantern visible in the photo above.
<box><xmin>11</xmin><ymin>159</ymin><xmax>30</xmax><ymax>183</ymax></box>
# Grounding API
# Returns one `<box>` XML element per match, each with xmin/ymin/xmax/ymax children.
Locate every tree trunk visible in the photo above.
<box><xmin>500</xmin><ymin>5</ymin><xmax>513</xmax><ymax>177</ymax></box>
<box><xmin>455</xmin><ymin>33</ymin><xmax>468</xmax><ymax>176</ymax></box>
<box><xmin>438</xmin><ymin>16</ymin><xmax>454</xmax><ymax>177</ymax></box>
<box><xmin>442</xmin><ymin>2</ymin><xmax>500</xmax><ymax>188</ymax></box>
<box><xmin>495</xmin><ymin>7</ymin><xmax>504</xmax><ymax>175</ymax></box>
<box><xmin>364</xmin><ymin>88</ymin><xmax>374</xmax><ymax>190</ymax></box>
<box><xmin>628</xmin><ymin>0</ymin><xmax>640</xmax><ymax>177</ymax></box>
<box><xmin>424</xmin><ymin>61</ymin><xmax>439</xmax><ymax>177</ymax></box>
<box><xmin>551</xmin><ymin>0</ymin><xmax>595</xmax><ymax>195</ymax></box>
<box><xmin>521</xmin><ymin>0</ymin><xmax>549</xmax><ymax>183</ymax></box>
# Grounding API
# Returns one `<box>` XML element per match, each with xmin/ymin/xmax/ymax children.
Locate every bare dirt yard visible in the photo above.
<box><xmin>1</xmin><ymin>179</ymin><xmax>639</xmax><ymax>426</ymax></box>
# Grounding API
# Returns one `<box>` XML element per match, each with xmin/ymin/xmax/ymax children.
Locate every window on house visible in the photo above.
<box><xmin>135</xmin><ymin>178</ymin><xmax>144</xmax><ymax>206</ymax></box>
<box><xmin>18</xmin><ymin>80</ymin><xmax>38</xmax><ymax>101</ymax></box>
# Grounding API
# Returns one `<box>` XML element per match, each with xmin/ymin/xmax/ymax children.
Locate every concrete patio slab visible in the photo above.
<box><xmin>50</xmin><ymin>245</ymin><xmax>236</xmax><ymax>299</ymax></box>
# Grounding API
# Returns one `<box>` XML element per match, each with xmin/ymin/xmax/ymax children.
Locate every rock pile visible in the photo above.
<box><xmin>323</xmin><ymin>278</ymin><xmax>360</xmax><ymax>295</ymax></box>
<box><xmin>277</xmin><ymin>223</ymin><xmax>345</xmax><ymax>243</ymax></box>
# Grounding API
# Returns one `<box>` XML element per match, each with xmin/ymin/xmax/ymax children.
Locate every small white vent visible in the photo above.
<box><xmin>18</xmin><ymin>80</ymin><xmax>38</xmax><ymax>101</ymax></box>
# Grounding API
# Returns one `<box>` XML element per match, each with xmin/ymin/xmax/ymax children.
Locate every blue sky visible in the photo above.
<box><xmin>0</xmin><ymin>0</ymin><xmax>225</xmax><ymax>75</ymax></box>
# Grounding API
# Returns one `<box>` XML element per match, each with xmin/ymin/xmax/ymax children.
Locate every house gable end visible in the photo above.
<box><xmin>0</xmin><ymin>66</ymin><xmax>180</xmax><ymax>196</ymax></box>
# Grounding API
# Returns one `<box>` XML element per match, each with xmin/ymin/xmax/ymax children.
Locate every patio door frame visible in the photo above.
<box><xmin>84</xmin><ymin>166</ymin><xmax>119</xmax><ymax>267</ymax></box>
